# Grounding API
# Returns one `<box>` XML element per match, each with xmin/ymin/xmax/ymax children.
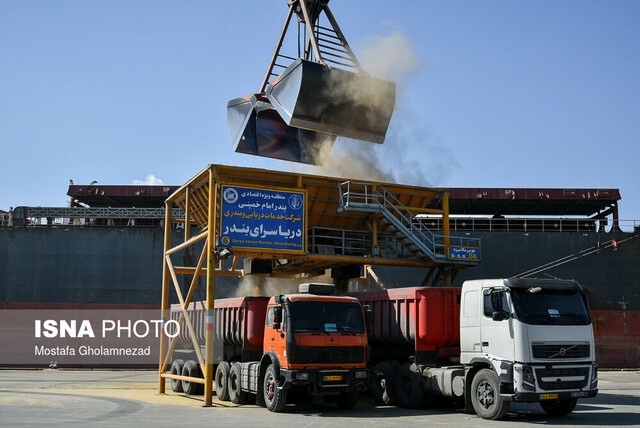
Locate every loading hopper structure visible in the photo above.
<box><xmin>158</xmin><ymin>164</ymin><xmax>481</xmax><ymax>405</ymax></box>
<box><xmin>227</xmin><ymin>0</ymin><xmax>396</xmax><ymax>164</ymax></box>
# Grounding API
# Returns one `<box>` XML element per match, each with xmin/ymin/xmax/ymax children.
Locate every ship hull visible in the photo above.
<box><xmin>1</xmin><ymin>227</ymin><xmax>638</xmax><ymax>368</ymax></box>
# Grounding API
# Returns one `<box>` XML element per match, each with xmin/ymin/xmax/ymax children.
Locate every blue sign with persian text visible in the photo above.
<box><xmin>219</xmin><ymin>184</ymin><xmax>306</xmax><ymax>253</ymax></box>
<box><xmin>448</xmin><ymin>245</ymin><xmax>481</xmax><ymax>261</ymax></box>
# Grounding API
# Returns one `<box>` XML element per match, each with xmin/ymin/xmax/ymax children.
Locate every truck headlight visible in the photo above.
<box><xmin>355</xmin><ymin>370</ymin><xmax>368</xmax><ymax>379</ymax></box>
<box><xmin>296</xmin><ymin>372</ymin><xmax>309</xmax><ymax>381</ymax></box>
<box><xmin>522</xmin><ymin>365</ymin><xmax>536</xmax><ymax>391</ymax></box>
<box><xmin>591</xmin><ymin>364</ymin><xmax>598</xmax><ymax>388</ymax></box>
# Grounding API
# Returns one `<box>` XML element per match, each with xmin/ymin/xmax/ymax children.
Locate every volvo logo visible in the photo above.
<box><xmin>548</xmin><ymin>344</ymin><xmax>576</xmax><ymax>359</ymax></box>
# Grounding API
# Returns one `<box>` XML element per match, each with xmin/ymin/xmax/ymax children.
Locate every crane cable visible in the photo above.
<box><xmin>515</xmin><ymin>233</ymin><xmax>639</xmax><ymax>278</ymax></box>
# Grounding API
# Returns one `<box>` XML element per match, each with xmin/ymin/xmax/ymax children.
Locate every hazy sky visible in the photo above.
<box><xmin>1</xmin><ymin>1</ymin><xmax>639</xmax><ymax>222</ymax></box>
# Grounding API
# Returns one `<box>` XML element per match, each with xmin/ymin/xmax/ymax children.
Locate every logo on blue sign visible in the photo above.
<box><xmin>288</xmin><ymin>194</ymin><xmax>303</xmax><ymax>210</ymax></box>
<box><xmin>223</xmin><ymin>187</ymin><xmax>238</xmax><ymax>204</ymax></box>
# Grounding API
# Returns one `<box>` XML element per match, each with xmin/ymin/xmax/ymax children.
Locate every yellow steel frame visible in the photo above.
<box><xmin>158</xmin><ymin>167</ymin><xmax>227</xmax><ymax>406</ymax></box>
<box><xmin>157</xmin><ymin>164</ymin><xmax>465</xmax><ymax>406</ymax></box>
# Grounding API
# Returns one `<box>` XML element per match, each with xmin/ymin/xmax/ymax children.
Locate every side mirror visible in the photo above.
<box><xmin>273</xmin><ymin>306</ymin><xmax>283</xmax><ymax>330</ymax></box>
<box><xmin>492</xmin><ymin>310</ymin><xmax>509</xmax><ymax>322</ymax></box>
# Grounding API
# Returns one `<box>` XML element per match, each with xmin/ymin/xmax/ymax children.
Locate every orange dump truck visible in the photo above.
<box><xmin>169</xmin><ymin>283</ymin><xmax>369</xmax><ymax>411</ymax></box>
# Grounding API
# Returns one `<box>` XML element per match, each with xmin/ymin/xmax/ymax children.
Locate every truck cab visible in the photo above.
<box><xmin>259</xmin><ymin>283</ymin><xmax>369</xmax><ymax>411</ymax></box>
<box><xmin>460</xmin><ymin>278</ymin><xmax>598</xmax><ymax>419</ymax></box>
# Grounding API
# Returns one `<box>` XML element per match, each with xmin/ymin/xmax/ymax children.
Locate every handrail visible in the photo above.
<box><xmin>339</xmin><ymin>181</ymin><xmax>481</xmax><ymax>263</ymax></box>
<box><xmin>414</xmin><ymin>216</ymin><xmax>640</xmax><ymax>234</ymax></box>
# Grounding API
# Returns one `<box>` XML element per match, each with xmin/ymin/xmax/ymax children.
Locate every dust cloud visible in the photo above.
<box><xmin>305</xmin><ymin>28</ymin><xmax>458</xmax><ymax>186</ymax></box>
<box><xmin>358</xmin><ymin>29</ymin><xmax>425</xmax><ymax>87</ymax></box>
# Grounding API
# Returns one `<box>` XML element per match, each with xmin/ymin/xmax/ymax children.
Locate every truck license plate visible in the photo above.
<box><xmin>539</xmin><ymin>393</ymin><xmax>558</xmax><ymax>400</ymax></box>
<box><xmin>323</xmin><ymin>375</ymin><xmax>343</xmax><ymax>381</ymax></box>
<box><xmin>572</xmin><ymin>391</ymin><xmax>589</xmax><ymax>398</ymax></box>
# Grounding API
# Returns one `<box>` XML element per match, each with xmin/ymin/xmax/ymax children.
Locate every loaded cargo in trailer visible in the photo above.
<box><xmin>351</xmin><ymin>277</ymin><xmax>598</xmax><ymax>420</ymax></box>
<box><xmin>168</xmin><ymin>283</ymin><xmax>369</xmax><ymax>412</ymax></box>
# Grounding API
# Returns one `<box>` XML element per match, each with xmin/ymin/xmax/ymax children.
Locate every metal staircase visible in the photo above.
<box><xmin>338</xmin><ymin>181</ymin><xmax>481</xmax><ymax>265</ymax></box>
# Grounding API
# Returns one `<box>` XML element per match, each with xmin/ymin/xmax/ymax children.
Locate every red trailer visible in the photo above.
<box><xmin>353</xmin><ymin>288</ymin><xmax>461</xmax><ymax>364</ymax></box>
<box><xmin>349</xmin><ymin>287</ymin><xmax>461</xmax><ymax>408</ymax></box>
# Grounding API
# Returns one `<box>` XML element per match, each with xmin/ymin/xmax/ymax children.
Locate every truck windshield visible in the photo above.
<box><xmin>289</xmin><ymin>301</ymin><xmax>365</xmax><ymax>334</ymax></box>
<box><xmin>510</xmin><ymin>288</ymin><xmax>591</xmax><ymax>325</ymax></box>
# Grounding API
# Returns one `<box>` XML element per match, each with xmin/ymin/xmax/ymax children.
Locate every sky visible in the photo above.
<box><xmin>1</xmin><ymin>0</ymin><xmax>639</xmax><ymax>223</ymax></box>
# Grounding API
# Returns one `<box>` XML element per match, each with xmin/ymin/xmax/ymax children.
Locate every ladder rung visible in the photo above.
<box><xmin>315</xmin><ymin>30</ymin><xmax>341</xmax><ymax>41</ymax></box>
<box><xmin>323</xmin><ymin>58</ymin><xmax>358</xmax><ymax>69</ymax></box>
<box><xmin>317</xmin><ymin>42</ymin><xmax>348</xmax><ymax>55</ymax></box>
<box><xmin>317</xmin><ymin>37</ymin><xmax>344</xmax><ymax>48</ymax></box>
<box><xmin>316</xmin><ymin>24</ymin><xmax>337</xmax><ymax>34</ymax></box>
<box><xmin>319</xmin><ymin>49</ymin><xmax>353</xmax><ymax>63</ymax></box>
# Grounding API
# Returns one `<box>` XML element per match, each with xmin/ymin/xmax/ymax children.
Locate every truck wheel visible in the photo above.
<box><xmin>336</xmin><ymin>390</ymin><xmax>358</xmax><ymax>410</ymax></box>
<box><xmin>471</xmin><ymin>369</ymin><xmax>510</xmax><ymax>420</ymax></box>
<box><xmin>170</xmin><ymin>359</ymin><xmax>184</xmax><ymax>392</ymax></box>
<box><xmin>540</xmin><ymin>398</ymin><xmax>577</xmax><ymax>416</ymax></box>
<box><xmin>371</xmin><ymin>361</ymin><xmax>396</xmax><ymax>405</ymax></box>
<box><xmin>228</xmin><ymin>363</ymin><xmax>248</xmax><ymax>404</ymax></box>
<box><xmin>395</xmin><ymin>363</ymin><xmax>425</xmax><ymax>409</ymax></box>
<box><xmin>263</xmin><ymin>364</ymin><xmax>287</xmax><ymax>412</ymax></box>
<box><xmin>215</xmin><ymin>361</ymin><xmax>231</xmax><ymax>401</ymax></box>
<box><xmin>181</xmin><ymin>360</ymin><xmax>202</xmax><ymax>395</ymax></box>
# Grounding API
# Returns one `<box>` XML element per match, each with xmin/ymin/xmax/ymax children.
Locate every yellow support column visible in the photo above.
<box><xmin>158</xmin><ymin>200</ymin><xmax>173</xmax><ymax>394</ymax></box>
<box><xmin>204</xmin><ymin>168</ymin><xmax>217</xmax><ymax>406</ymax></box>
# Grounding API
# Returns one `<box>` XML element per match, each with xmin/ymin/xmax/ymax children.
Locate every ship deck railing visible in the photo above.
<box><xmin>5</xmin><ymin>206</ymin><xmax>640</xmax><ymax>234</ymax></box>
<box><xmin>415</xmin><ymin>216</ymin><xmax>640</xmax><ymax>234</ymax></box>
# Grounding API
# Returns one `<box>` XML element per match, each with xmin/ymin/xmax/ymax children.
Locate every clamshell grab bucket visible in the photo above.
<box><xmin>227</xmin><ymin>93</ymin><xmax>336</xmax><ymax>165</ymax></box>
<box><xmin>265</xmin><ymin>59</ymin><xmax>396</xmax><ymax>144</ymax></box>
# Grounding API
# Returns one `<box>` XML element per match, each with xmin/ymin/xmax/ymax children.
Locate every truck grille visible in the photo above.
<box><xmin>291</xmin><ymin>346</ymin><xmax>364</xmax><ymax>364</ymax></box>
<box><xmin>532</xmin><ymin>344</ymin><xmax>590</xmax><ymax>359</ymax></box>
<box><xmin>535</xmin><ymin>366</ymin><xmax>589</xmax><ymax>390</ymax></box>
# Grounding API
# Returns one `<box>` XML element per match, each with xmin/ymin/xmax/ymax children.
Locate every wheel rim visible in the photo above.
<box><xmin>184</xmin><ymin>365</ymin><xmax>192</xmax><ymax>389</ymax></box>
<box><xmin>375</xmin><ymin>373</ymin><xmax>386</xmax><ymax>390</ymax></box>
<box><xmin>477</xmin><ymin>380</ymin><xmax>495</xmax><ymax>410</ymax></box>
<box><xmin>230</xmin><ymin>374</ymin><xmax>237</xmax><ymax>393</ymax></box>
<box><xmin>171</xmin><ymin>366</ymin><xmax>179</xmax><ymax>388</ymax></box>
<box><xmin>265</xmin><ymin>373</ymin><xmax>275</xmax><ymax>401</ymax></box>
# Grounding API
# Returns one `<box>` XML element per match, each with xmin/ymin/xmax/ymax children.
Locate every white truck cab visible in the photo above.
<box><xmin>460</xmin><ymin>278</ymin><xmax>598</xmax><ymax>419</ymax></box>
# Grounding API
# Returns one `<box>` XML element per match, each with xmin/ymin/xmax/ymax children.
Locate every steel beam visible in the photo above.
<box><xmin>204</xmin><ymin>167</ymin><xmax>217</xmax><ymax>406</ymax></box>
<box><xmin>158</xmin><ymin>201</ymin><xmax>172</xmax><ymax>394</ymax></box>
